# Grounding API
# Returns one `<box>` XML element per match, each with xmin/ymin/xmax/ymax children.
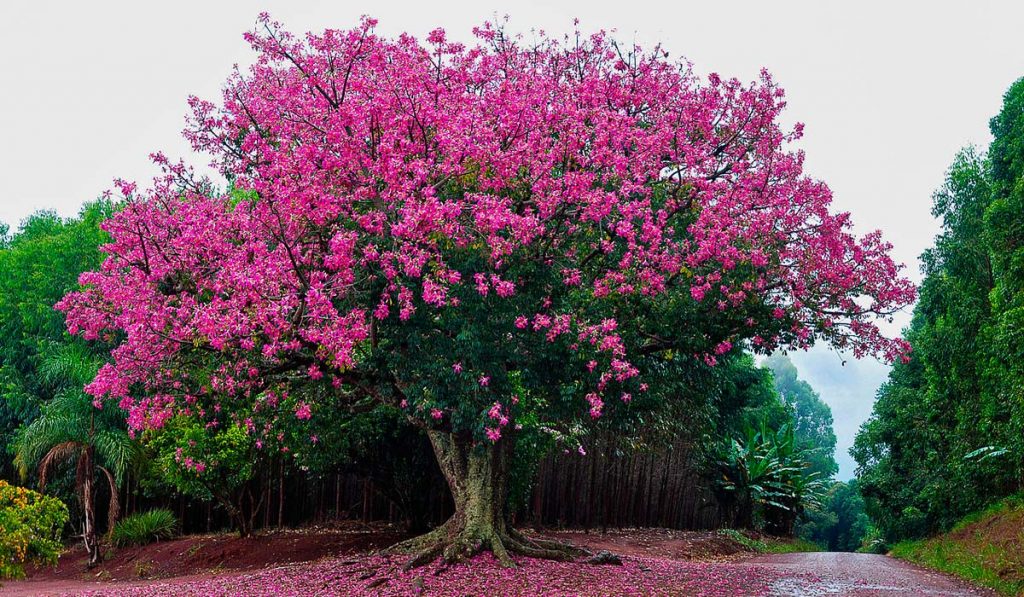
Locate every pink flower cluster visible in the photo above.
<box><xmin>173</xmin><ymin>447</ymin><xmax>207</xmax><ymax>474</ymax></box>
<box><xmin>57</xmin><ymin>15</ymin><xmax>914</xmax><ymax>468</ymax></box>
<box><xmin>485</xmin><ymin>401</ymin><xmax>511</xmax><ymax>442</ymax></box>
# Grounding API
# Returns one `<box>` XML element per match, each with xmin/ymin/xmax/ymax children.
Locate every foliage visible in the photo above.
<box><xmin>717</xmin><ymin>528</ymin><xmax>820</xmax><ymax>554</ymax></box>
<box><xmin>797</xmin><ymin>480</ymin><xmax>869</xmax><ymax>552</ymax></box>
<box><xmin>712</xmin><ymin>419</ymin><xmax>826</xmax><ymax>534</ymax></box>
<box><xmin>763</xmin><ymin>354</ymin><xmax>838</xmax><ymax>479</ymax></box>
<box><xmin>0</xmin><ymin>479</ymin><xmax>69</xmax><ymax>580</ymax></box>
<box><xmin>57</xmin><ymin>16</ymin><xmax>912</xmax><ymax>563</ymax></box>
<box><xmin>855</xmin><ymin>525</ymin><xmax>888</xmax><ymax>554</ymax></box>
<box><xmin>854</xmin><ymin>77</ymin><xmax>1024</xmax><ymax>543</ymax></box>
<box><xmin>0</xmin><ymin>202</ymin><xmax>122</xmax><ymax>567</ymax></box>
<box><xmin>12</xmin><ymin>347</ymin><xmax>136</xmax><ymax>488</ymax></box>
<box><xmin>111</xmin><ymin>509</ymin><xmax>178</xmax><ymax>547</ymax></box>
<box><xmin>148</xmin><ymin>418</ymin><xmax>262</xmax><ymax>536</ymax></box>
<box><xmin>12</xmin><ymin>340</ymin><xmax>135</xmax><ymax>566</ymax></box>
<box><xmin>0</xmin><ymin>202</ymin><xmax>112</xmax><ymax>481</ymax></box>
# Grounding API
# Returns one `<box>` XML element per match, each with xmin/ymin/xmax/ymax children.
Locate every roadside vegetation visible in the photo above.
<box><xmin>849</xmin><ymin>77</ymin><xmax>1024</xmax><ymax>596</ymax></box>
<box><xmin>0</xmin><ymin>480</ymin><xmax>68</xmax><ymax>580</ymax></box>
<box><xmin>889</xmin><ymin>494</ymin><xmax>1024</xmax><ymax>596</ymax></box>
<box><xmin>718</xmin><ymin>529</ymin><xmax>821</xmax><ymax>554</ymax></box>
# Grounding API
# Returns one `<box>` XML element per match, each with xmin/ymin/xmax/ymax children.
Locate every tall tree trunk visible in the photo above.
<box><xmin>83</xmin><ymin>412</ymin><xmax>101</xmax><ymax>568</ymax></box>
<box><xmin>81</xmin><ymin>446</ymin><xmax>100</xmax><ymax>568</ymax></box>
<box><xmin>277</xmin><ymin>458</ymin><xmax>285</xmax><ymax>528</ymax></box>
<box><xmin>390</xmin><ymin>431</ymin><xmax>584</xmax><ymax>569</ymax></box>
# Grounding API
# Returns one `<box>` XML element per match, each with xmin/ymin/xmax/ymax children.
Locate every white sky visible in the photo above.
<box><xmin>2</xmin><ymin>1</ymin><xmax>1021</xmax><ymax>479</ymax></box>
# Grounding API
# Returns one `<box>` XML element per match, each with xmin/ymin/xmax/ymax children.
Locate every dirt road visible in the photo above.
<box><xmin>737</xmin><ymin>552</ymin><xmax>995</xmax><ymax>596</ymax></box>
<box><xmin>2</xmin><ymin>550</ymin><xmax>995</xmax><ymax>596</ymax></box>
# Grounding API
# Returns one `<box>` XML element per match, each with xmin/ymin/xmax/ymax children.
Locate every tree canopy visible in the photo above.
<box><xmin>0</xmin><ymin>203</ymin><xmax>112</xmax><ymax>481</ymax></box>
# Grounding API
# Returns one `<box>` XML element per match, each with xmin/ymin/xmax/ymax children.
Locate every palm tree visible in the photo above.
<box><xmin>13</xmin><ymin>342</ymin><xmax>136</xmax><ymax>567</ymax></box>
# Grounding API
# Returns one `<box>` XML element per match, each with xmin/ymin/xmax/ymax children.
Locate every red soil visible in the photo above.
<box><xmin>21</xmin><ymin>521</ymin><xmax>407</xmax><ymax>584</ymax></box>
<box><xmin>542</xmin><ymin>527</ymin><xmax>751</xmax><ymax>561</ymax></box>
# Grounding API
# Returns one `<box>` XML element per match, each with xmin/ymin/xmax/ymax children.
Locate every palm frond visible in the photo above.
<box><xmin>13</xmin><ymin>409</ymin><xmax>87</xmax><ymax>476</ymax></box>
<box><xmin>97</xmin><ymin>465</ymin><xmax>121</xmax><ymax>533</ymax></box>
<box><xmin>37</xmin><ymin>341</ymin><xmax>102</xmax><ymax>389</ymax></box>
<box><xmin>93</xmin><ymin>430</ymin><xmax>138</xmax><ymax>483</ymax></box>
<box><xmin>37</xmin><ymin>441</ymin><xmax>84</xmax><ymax>490</ymax></box>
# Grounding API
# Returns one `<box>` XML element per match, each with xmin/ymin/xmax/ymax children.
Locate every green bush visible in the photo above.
<box><xmin>0</xmin><ymin>480</ymin><xmax>69</xmax><ymax>580</ymax></box>
<box><xmin>718</xmin><ymin>529</ymin><xmax>820</xmax><ymax>554</ymax></box>
<box><xmin>856</xmin><ymin>525</ymin><xmax>888</xmax><ymax>554</ymax></box>
<box><xmin>111</xmin><ymin>509</ymin><xmax>178</xmax><ymax>547</ymax></box>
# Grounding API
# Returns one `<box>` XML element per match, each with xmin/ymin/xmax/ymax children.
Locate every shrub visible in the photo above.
<box><xmin>0</xmin><ymin>480</ymin><xmax>69</xmax><ymax>580</ymax></box>
<box><xmin>717</xmin><ymin>529</ymin><xmax>820</xmax><ymax>554</ymax></box>
<box><xmin>856</xmin><ymin>525</ymin><xmax>888</xmax><ymax>554</ymax></box>
<box><xmin>111</xmin><ymin>509</ymin><xmax>178</xmax><ymax>547</ymax></box>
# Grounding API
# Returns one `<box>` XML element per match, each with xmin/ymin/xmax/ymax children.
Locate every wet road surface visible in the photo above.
<box><xmin>736</xmin><ymin>552</ymin><xmax>995</xmax><ymax>596</ymax></box>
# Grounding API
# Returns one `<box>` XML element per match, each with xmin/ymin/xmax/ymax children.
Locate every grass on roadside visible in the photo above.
<box><xmin>889</xmin><ymin>493</ymin><xmax>1024</xmax><ymax>597</ymax></box>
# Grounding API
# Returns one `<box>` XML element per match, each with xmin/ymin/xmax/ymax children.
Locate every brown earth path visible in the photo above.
<box><xmin>0</xmin><ymin>528</ymin><xmax>998</xmax><ymax>596</ymax></box>
<box><xmin>3</xmin><ymin>552</ymin><xmax>996</xmax><ymax>596</ymax></box>
<box><xmin>737</xmin><ymin>552</ymin><xmax>997</xmax><ymax>596</ymax></box>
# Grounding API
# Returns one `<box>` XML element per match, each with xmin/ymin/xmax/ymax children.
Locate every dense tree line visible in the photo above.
<box><xmin>854</xmin><ymin>78</ymin><xmax>1024</xmax><ymax>543</ymax></box>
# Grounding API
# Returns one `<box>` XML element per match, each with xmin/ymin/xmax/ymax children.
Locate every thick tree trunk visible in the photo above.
<box><xmin>390</xmin><ymin>431</ymin><xmax>585</xmax><ymax>569</ymax></box>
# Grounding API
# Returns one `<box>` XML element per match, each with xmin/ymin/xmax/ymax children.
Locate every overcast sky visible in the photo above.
<box><xmin>2</xmin><ymin>1</ymin><xmax>1022</xmax><ymax>479</ymax></box>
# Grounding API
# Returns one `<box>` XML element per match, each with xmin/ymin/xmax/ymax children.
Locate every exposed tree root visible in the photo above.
<box><xmin>384</xmin><ymin>519</ymin><xmax>453</xmax><ymax>556</ymax></box>
<box><xmin>508</xmin><ymin>528</ymin><xmax>591</xmax><ymax>557</ymax></box>
<box><xmin>390</xmin><ymin>526</ymin><xmax>587</xmax><ymax>571</ymax></box>
<box><xmin>402</xmin><ymin>541</ymin><xmax>446</xmax><ymax>571</ymax></box>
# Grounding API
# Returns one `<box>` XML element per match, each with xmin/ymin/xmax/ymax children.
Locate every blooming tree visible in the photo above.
<box><xmin>60</xmin><ymin>16</ymin><xmax>914</xmax><ymax>566</ymax></box>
